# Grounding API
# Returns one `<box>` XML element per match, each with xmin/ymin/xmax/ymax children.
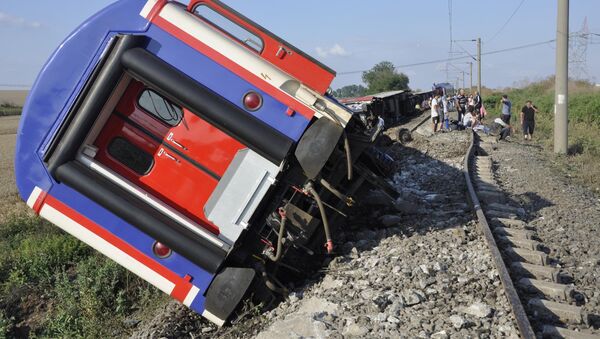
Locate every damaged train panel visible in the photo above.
<box><xmin>15</xmin><ymin>0</ymin><xmax>389</xmax><ymax>325</ymax></box>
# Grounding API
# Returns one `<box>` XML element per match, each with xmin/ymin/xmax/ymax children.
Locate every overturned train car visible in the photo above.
<box><xmin>15</xmin><ymin>0</ymin><xmax>389</xmax><ymax>326</ymax></box>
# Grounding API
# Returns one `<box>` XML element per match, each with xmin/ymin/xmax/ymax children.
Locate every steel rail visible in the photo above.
<box><xmin>463</xmin><ymin>130</ymin><xmax>536</xmax><ymax>339</ymax></box>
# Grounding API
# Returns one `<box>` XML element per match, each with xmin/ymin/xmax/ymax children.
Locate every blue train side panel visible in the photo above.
<box><xmin>16</xmin><ymin>0</ymin><xmax>150</xmax><ymax>201</ymax></box>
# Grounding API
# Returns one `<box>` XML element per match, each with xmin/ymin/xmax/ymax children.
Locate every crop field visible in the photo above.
<box><xmin>0</xmin><ymin>91</ymin><xmax>28</xmax><ymax>107</ymax></box>
<box><xmin>0</xmin><ymin>116</ymin><xmax>24</xmax><ymax>226</ymax></box>
<box><xmin>0</xmin><ymin>116</ymin><xmax>165</xmax><ymax>337</ymax></box>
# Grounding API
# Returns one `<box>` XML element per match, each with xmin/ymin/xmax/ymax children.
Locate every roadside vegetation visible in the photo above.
<box><xmin>0</xmin><ymin>210</ymin><xmax>163</xmax><ymax>338</ymax></box>
<box><xmin>0</xmin><ymin>103</ymin><xmax>21</xmax><ymax>117</ymax></box>
<box><xmin>483</xmin><ymin>77</ymin><xmax>600</xmax><ymax>192</ymax></box>
<box><xmin>333</xmin><ymin>61</ymin><xmax>410</xmax><ymax>98</ymax></box>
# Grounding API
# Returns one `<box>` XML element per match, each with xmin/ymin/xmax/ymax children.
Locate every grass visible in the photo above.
<box><xmin>0</xmin><ymin>211</ymin><xmax>162</xmax><ymax>337</ymax></box>
<box><xmin>484</xmin><ymin>77</ymin><xmax>600</xmax><ymax>192</ymax></box>
<box><xmin>0</xmin><ymin>103</ymin><xmax>21</xmax><ymax>117</ymax></box>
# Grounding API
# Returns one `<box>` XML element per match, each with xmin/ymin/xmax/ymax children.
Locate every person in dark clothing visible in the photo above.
<box><xmin>493</xmin><ymin>118</ymin><xmax>511</xmax><ymax>141</ymax></box>
<box><xmin>473</xmin><ymin>91</ymin><xmax>482</xmax><ymax>120</ymax></box>
<box><xmin>455</xmin><ymin>89</ymin><xmax>467</xmax><ymax>122</ymax></box>
<box><xmin>520</xmin><ymin>100</ymin><xmax>538</xmax><ymax>140</ymax></box>
<box><xmin>500</xmin><ymin>95</ymin><xmax>512</xmax><ymax>125</ymax></box>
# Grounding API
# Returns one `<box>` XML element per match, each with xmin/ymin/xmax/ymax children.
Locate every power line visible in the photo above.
<box><xmin>446</xmin><ymin>0</ymin><xmax>453</xmax><ymax>81</ymax></box>
<box><xmin>453</xmin><ymin>40</ymin><xmax>477</xmax><ymax>61</ymax></box>
<box><xmin>338</xmin><ymin>39</ymin><xmax>556</xmax><ymax>75</ymax></box>
<box><xmin>484</xmin><ymin>39</ymin><xmax>555</xmax><ymax>56</ymax></box>
<box><xmin>487</xmin><ymin>0</ymin><xmax>526</xmax><ymax>44</ymax></box>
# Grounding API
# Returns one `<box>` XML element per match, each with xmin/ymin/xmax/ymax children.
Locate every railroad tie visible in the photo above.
<box><xmin>510</xmin><ymin>262</ymin><xmax>560</xmax><ymax>283</ymax></box>
<box><xmin>486</xmin><ymin>203</ymin><xmax>526</xmax><ymax>216</ymax></box>
<box><xmin>492</xmin><ymin>217</ymin><xmax>528</xmax><ymax>228</ymax></box>
<box><xmin>477</xmin><ymin>190</ymin><xmax>506</xmax><ymax>204</ymax></box>
<box><xmin>542</xmin><ymin>325</ymin><xmax>600</xmax><ymax>339</ymax></box>
<box><xmin>493</xmin><ymin>227</ymin><xmax>535</xmax><ymax>240</ymax></box>
<box><xmin>486</xmin><ymin>209</ymin><xmax>519</xmax><ymax>220</ymax></box>
<box><xmin>504</xmin><ymin>247</ymin><xmax>548</xmax><ymax>266</ymax></box>
<box><xmin>528</xmin><ymin>298</ymin><xmax>585</xmax><ymax>325</ymax></box>
<box><xmin>497</xmin><ymin>235</ymin><xmax>541</xmax><ymax>251</ymax></box>
<box><xmin>476</xmin><ymin>176</ymin><xmax>497</xmax><ymax>186</ymax></box>
<box><xmin>474</xmin><ymin>164</ymin><xmax>492</xmax><ymax>172</ymax></box>
<box><xmin>517</xmin><ymin>278</ymin><xmax>574</xmax><ymax>301</ymax></box>
<box><xmin>475</xmin><ymin>171</ymin><xmax>493</xmax><ymax>178</ymax></box>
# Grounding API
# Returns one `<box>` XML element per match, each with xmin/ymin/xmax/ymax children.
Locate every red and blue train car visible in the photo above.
<box><xmin>15</xmin><ymin>0</ymin><xmax>387</xmax><ymax>325</ymax></box>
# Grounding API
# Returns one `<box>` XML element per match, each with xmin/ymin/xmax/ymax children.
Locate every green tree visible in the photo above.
<box><xmin>333</xmin><ymin>84</ymin><xmax>368</xmax><ymax>98</ymax></box>
<box><xmin>362</xmin><ymin>61</ymin><xmax>410</xmax><ymax>94</ymax></box>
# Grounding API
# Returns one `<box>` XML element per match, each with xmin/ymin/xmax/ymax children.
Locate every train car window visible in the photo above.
<box><xmin>193</xmin><ymin>5</ymin><xmax>264</xmax><ymax>53</ymax></box>
<box><xmin>107</xmin><ymin>137</ymin><xmax>154</xmax><ymax>175</ymax></box>
<box><xmin>138</xmin><ymin>89</ymin><xmax>183</xmax><ymax>127</ymax></box>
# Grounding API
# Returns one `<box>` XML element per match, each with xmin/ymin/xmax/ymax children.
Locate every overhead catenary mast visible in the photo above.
<box><xmin>554</xmin><ymin>0</ymin><xmax>569</xmax><ymax>154</ymax></box>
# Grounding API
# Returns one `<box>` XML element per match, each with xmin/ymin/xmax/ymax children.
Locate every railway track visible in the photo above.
<box><xmin>131</xmin><ymin>118</ymin><xmax>597</xmax><ymax>338</ymax></box>
<box><xmin>465</xmin><ymin>131</ymin><xmax>599</xmax><ymax>339</ymax></box>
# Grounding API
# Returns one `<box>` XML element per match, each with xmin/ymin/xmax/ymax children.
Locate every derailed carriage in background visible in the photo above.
<box><xmin>15</xmin><ymin>0</ymin><xmax>392</xmax><ymax>326</ymax></box>
<box><xmin>339</xmin><ymin>83</ymin><xmax>455</xmax><ymax>128</ymax></box>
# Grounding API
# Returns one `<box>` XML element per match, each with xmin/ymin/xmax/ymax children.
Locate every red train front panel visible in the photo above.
<box><xmin>93</xmin><ymin>80</ymin><xmax>246</xmax><ymax>237</ymax></box>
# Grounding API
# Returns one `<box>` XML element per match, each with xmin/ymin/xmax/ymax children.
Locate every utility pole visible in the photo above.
<box><xmin>554</xmin><ymin>0</ymin><xmax>569</xmax><ymax>154</ymax></box>
<box><xmin>462</xmin><ymin>71</ymin><xmax>466</xmax><ymax>89</ymax></box>
<box><xmin>469</xmin><ymin>62</ymin><xmax>473</xmax><ymax>91</ymax></box>
<box><xmin>477</xmin><ymin>38</ymin><xmax>482</xmax><ymax>94</ymax></box>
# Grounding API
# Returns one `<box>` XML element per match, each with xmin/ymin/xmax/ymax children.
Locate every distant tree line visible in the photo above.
<box><xmin>333</xmin><ymin>61</ymin><xmax>410</xmax><ymax>98</ymax></box>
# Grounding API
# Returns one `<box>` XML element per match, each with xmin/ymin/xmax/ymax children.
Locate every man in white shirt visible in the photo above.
<box><xmin>431</xmin><ymin>94</ymin><xmax>441</xmax><ymax>133</ymax></box>
<box><xmin>463</xmin><ymin>106</ymin><xmax>474</xmax><ymax>127</ymax></box>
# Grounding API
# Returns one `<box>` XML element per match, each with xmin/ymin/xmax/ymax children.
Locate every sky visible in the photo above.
<box><xmin>0</xmin><ymin>0</ymin><xmax>599</xmax><ymax>91</ymax></box>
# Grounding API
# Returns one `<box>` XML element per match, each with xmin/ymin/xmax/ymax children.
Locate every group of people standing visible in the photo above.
<box><xmin>429</xmin><ymin>89</ymin><xmax>483</xmax><ymax>133</ymax></box>
<box><xmin>455</xmin><ymin>89</ymin><xmax>483</xmax><ymax>123</ymax></box>
<box><xmin>429</xmin><ymin>89</ymin><xmax>539</xmax><ymax>141</ymax></box>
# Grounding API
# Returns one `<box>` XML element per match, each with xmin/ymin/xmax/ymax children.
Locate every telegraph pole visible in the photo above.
<box><xmin>462</xmin><ymin>71</ymin><xmax>466</xmax><ymax>89</ymax></box>
<box><xmin>469</xmin><ymin>62</ymin><xmax>473</xmax><ymax>91</ymax></box>
<box><xmin>477</xmin><ymin>38</ymin><xmax>482</xmax><ymax>94</ymax></box>
<box><xmin>554</xmin><ymin>0</ymin><xmax>569</xmax><ymax>154</ymax></box>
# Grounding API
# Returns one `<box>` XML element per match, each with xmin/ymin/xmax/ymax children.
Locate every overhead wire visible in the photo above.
<box><xmin>453</xmin><ymin>41</ymin><xmax>477</xmax><ymax>61</ymax></box>
<box><xmin>338</xmin><ymin>39</ymin><xmax>556</xmax><ymax>75</ymax></box>
<box><xmin>487</xmin><ymin>0</ymin><xmax>527</xmax><ymax>44</ymax></box>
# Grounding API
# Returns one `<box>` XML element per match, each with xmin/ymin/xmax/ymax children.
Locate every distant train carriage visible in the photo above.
<box><xmin>16</xmin><ymin>0</ymin><xmax>388</xmax><ymax>325</ymax></box>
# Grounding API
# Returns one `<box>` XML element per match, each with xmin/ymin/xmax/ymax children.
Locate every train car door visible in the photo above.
<box><xmin>93</xmin><ymin>80</ymin><xmax>245</xmax><ymax>235</ymax></box>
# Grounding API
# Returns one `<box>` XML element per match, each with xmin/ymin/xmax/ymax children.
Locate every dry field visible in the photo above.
<box><xmin>0</xmin><ymin>90</ymin><xmax>29</xmax><ymax>106</ymax></box>
<box><xmin>0</xmin><ymin>115</ymin><xmax>25</xmax><ymax>220</ymax></box>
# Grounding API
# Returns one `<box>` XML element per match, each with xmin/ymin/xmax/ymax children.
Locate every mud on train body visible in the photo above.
<box><xmin>15</xmin><ymin>0</ymin><xmax>391</xmax><ymax>325</ymax></box>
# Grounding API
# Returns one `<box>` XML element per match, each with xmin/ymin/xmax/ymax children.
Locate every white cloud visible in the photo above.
<box><xmin>0</xmin><ymin>12</ymin><xmax>42</xmax><ymax>29</ymax></box>
<box><xmin>316</xmin><ymin>43</ymin><xmax>350</xmax><ymax>58</ymax></box>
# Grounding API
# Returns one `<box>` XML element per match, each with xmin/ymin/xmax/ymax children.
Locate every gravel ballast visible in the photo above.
<box><xmin>490</xmin><ymin>139</ymin><xmax>600</xmax><ymax>334</ymax></box>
